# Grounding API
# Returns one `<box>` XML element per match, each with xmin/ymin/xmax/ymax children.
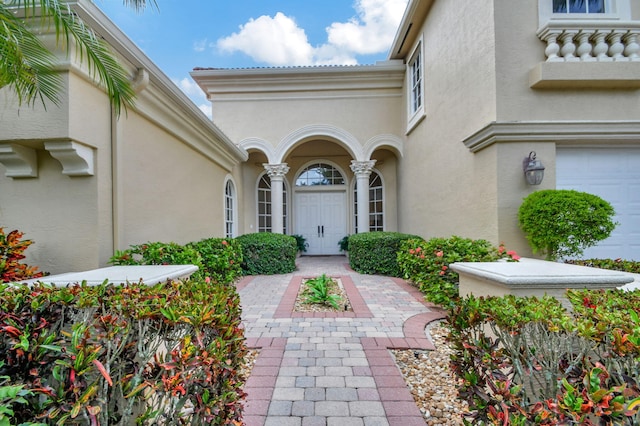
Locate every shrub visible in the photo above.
<box><xmin>338</xmin><ymin>235</ymin><xmax>350</xmax><ymax>252</ymax></box>
<box><xmin>303</xmin><ymin>274</ymin><xmax>341</xmax><ymax>309</ymax></box>
<box><xmin>109</xmin><ymin>241</ymin><xmax>205</xmax><ymax>279</ymax></box>
<box><xmin>0</xmin><ymin>277</ymin><xmax>246</xmax><ymax>425</ymax></box>
<box><xmin>188</xmin><ymin>237</ymin><xmax>243</xmax><ymax>284</ymax></box>
<box><xmin>348</xmin><ymin>232</ymin><xmax>422</xmax><ymax>277</ymax></box>
<box><xmin>398</xmin><ymin>236</ymin><xmax>518</xmax><ymax>308</ymax></box>
<box><xmin>449</xmin><ymin>291</ymin><xmax>640</xmax><ymax>425</ymax></box>
<box><xmin>0</xmin><ymin>227</ymin><xmax>45</xmax><ymax>283</ymax></box>
<box><xmin>236</xmin><ymin>233</ymin><xmax>297</xmax><ymax>275</ymax></box>
<box><xmin>566</xmin><ymin>258</ymin><xmax>640</xmax><ymax>274</ymax></box>
<box><xmin>292</xmin><ymin>234</ymin><xmax>307</xmax><ymax>253</ymax></box>
<box><xmin>518</xmin><ymin>189</ymin><xmax>617</xmax><ymax>261</ymax></box>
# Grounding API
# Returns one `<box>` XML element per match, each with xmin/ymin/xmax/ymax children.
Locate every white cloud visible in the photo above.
<box><xmin>326</xmin><ymin>0</ymin><xmax>409</xmax><ymax>55</ymax></box>
<box><xmin>215</xmin><ymin>0</ymin><xmax>408</xmax><ymax>66</ymax></box>
<box><xmin>193</xmin><ymin>38</ymin><xmax>208</xmax><ymax>52</ymax></box>
<box><xmin>172</xmin><ymin>77</ymin><xmax>211</xmax><ymax>118</ymax></box>
<box><xmin>217</xmin><ymin>13</ymin><xmax>315</xmax><ymax>66</ymax></box>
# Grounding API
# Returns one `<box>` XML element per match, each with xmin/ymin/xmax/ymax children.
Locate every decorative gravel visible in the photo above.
<box><xmin>392</xmin><ymin>322</ymin><xmax>467</xmax><ymax>425</ymax></box>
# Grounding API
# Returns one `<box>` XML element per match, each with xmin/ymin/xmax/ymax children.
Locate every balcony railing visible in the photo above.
<box><xmin>537</xmin><ymin>21</ymin><xmax>640</xmax><ymax>62</ymax></box>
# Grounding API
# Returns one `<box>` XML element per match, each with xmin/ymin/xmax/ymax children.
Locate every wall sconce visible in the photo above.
<box><xmin>522</xmin><ymin>151</ymin><xmax>545</xmax><ymax>185</ymax></box>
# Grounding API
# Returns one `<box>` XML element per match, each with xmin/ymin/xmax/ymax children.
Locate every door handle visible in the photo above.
<box><xmin>322</xmin><ymin>226</ymin><xmax>324</xmax><ymax>237</ymax></box>
<box><xmin>318</xmin><ymin>226</ymin><xmax>321</xmax><ymax>238</ymax></box>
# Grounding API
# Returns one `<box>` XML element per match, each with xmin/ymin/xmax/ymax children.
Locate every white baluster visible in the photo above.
<box><xmin>623</xmin><ymin>31</ymin><xmax>640</xmax><ymax>61</ymax></box>
<box><xmin>542</xmin><ymin>30</ymin><xmax>563</xmax><ymax>62</ymax></box>
<box><xmin>576</xmin><ymin>30</ymin><xmax>595</xmax><ymax>61</ymax></box>
<box><xmin>591</xmin><ymin>30</ymin><xmax>613</xmax><ymax>61</ymax></box>
<box><xmin>559</xmin><ymin>31</ymin><xmax>579</xmax><ymax>61</ymax></box>
<box><xmin>608</xmin><ymin>30</ymin><xmax>628</xmax><ymax>61</ymax></box>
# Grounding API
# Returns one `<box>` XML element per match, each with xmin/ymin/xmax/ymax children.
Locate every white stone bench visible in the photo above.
<box><xmin>17</xmin><ymin>265</ymin><xmax>199</xmax><ymax>287</ymax></box>
<box><xmin>451</xmin><ymin>258</ymin><xmax>635</xmax><ymax>307</ymax></box>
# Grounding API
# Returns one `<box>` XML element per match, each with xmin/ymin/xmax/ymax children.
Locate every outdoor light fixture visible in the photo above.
<box><xmin>522</xmin><ymin>151</ymin><xmax>545</xmax><ymax>185</ymax></box>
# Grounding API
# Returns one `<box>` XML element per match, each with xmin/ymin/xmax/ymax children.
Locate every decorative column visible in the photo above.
<box><xmin>350</xmin><ymin>160</ymin><xmax>376</xmax><ymax>234</ymax></box>
<box><xmin>263</xmin><ymin>163</ymin><xmax>289</xmax><ymax>234</ymax></box>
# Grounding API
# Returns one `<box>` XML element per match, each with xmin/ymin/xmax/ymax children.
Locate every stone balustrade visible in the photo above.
<box><xmin>537</xmin><ymin>21</ymin><xmax>640</xmax><ymax>62</ymax></box>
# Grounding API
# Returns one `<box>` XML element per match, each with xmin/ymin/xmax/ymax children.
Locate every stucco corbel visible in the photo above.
<box><xmin>0</xmin><ymin>144</ymin><xmax>38</xmax><ymax>178</ymax></box>
<box><xmin>44</xmin><ymin>141</ymin><xmax>95</xmax><ymax>176</ymax></box>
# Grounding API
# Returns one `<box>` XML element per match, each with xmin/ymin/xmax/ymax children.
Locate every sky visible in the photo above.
<box><xmin>95</xmin><ymin>0</ymin><xmax>410</xmax><ymax>116</ymax></box>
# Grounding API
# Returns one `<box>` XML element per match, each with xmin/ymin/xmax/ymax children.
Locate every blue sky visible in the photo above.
<box><xmin>95</xmin><ymin>0</ymin><xmax>409</xmax><ymax>115</ymax></box>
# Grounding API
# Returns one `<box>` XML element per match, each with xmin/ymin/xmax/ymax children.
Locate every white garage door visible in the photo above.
<box><xmin>556</xmin><ymin>147</ymin><xmax>640</xmax><ymax>261</ymax></box>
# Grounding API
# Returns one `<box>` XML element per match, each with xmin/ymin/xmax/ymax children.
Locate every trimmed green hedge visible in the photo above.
<box><xmin>236</xmin><ymin>233</ymin><xmax>297</xmax><ymax>275</ymax></box>
<box><xmin>348</xmin><ymin>232</ymin><xmax>422</xmax><ymax>277</ymax></box>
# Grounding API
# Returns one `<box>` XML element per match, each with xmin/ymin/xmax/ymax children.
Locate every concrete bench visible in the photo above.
<box><xmin>17</xmin><ymin>265</ymin><xmax>199</xmax><ymax>287</ymax></box>
<box><xmin>450</xmin><ymin>258</ymin><xmax>635</xmax><ymax>308</ymax></box>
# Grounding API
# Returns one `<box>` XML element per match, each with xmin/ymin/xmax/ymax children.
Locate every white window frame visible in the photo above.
<box><xmin>539</xmin><ymin>0</ymin><xmax>630</xmax><ymax>23</ymax></box>
<box><xmin>224</xmin><ymin>177</ymin><xmax>237</xmax><ymax>238</ymax></box>
<box><xmin>256</xmin><ymin>173</ymin><xmax>289</xmax><ymax>234</ymax></box>
<box><xmin>406</xmin><ymin>38</ymin><xmax>425</xmax><ymax>134</ymax></box>
<box><xmin>353</xmin><ymin>169</ymin><xmax>385</xmax><ymax>233</ymax></box>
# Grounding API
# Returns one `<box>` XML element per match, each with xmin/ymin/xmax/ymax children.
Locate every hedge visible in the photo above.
<box><xmin>0</xmin><ymin>278</ymin><xmax>246</xmax><ymax>425</ymax></box>
<box><xmin>348</xmin><ymin>232</ymin><xmax>422</xmax><ymax>277</ymax></box>
<box><xmin>236</xmin><ymin>233</ymin><xmax>297</xmax><ymax>275</ymax></box>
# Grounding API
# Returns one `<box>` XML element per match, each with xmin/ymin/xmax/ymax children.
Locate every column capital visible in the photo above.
<box><xmin>263</xmin><ymin>163</ymin><xmax>290</xmax><ymax>178</ymax></box>
<box><xmin>350</xmin><ymin>160</ymin><xmax>377</xmax><ymax>176</ymax></box>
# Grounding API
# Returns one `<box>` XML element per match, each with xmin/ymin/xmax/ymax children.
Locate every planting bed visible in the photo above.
<box><xmin>293</xmin><ymin>276</ymin><xmax>353</xmax><ymax>313</ymax></box>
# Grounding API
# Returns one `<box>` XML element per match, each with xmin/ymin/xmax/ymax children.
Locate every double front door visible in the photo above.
<box><xmin>295</xmin><ymin>191</ymin><xmax>346</xmax><ymax>255</ymax></box>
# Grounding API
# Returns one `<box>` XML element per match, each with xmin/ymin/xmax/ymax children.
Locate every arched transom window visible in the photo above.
<box><xmin>258</xmin><ymin>174</ymin><xmax>288</xmax><ymax>233</ymax></box>
<box><xmin>296</xmin><ymin>163</ymin><xmax>345</xmax><ymax>186</ymax></box>
<box><xmin>354</xmin><ymin>171</ymin><xmax>384</xmax><ymax>232</ymax></box>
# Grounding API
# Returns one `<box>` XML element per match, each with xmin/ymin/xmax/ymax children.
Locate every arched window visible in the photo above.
<box><xmin>224</xmin><ymin>179</ymin><xmax>236</xmax><ymax>238</ymax></box>
<box><xmin>296</xmin><ymin>163</ymin><xmax>345</xmax><ymax>186</ymax></box>
<box><xmin>354</xmin><ymin>170</ymin><xmax>384</xmax><ymax>232</ymax></box>
<box><xmin>258</xmin><ymin>174</ymin><xmax>288</xmax><ymax>233</ymax></box>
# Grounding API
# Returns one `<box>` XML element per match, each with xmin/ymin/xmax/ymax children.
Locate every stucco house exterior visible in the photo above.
<box><xmin>192</xmin><ymin>0</ymin><xmax>640</xmax><ymax>259</ymax></box>
<box><xmin>1</xmin><ymin>0</ymin><xmax>639</xmax><ymax>274</ymax></box>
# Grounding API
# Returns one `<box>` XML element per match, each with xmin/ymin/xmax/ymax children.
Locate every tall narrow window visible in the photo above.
<box><xmin>224</xmin><ymin>180</ymin><xmax>236</xmax><ymax>238</ymax></box>
<box><xmin>553</xmin><ymin>0</ymin><xmax>605</xmax><ymax>13</ymax></box>
<box><xmin>354</xmin><ymin>171</ymin><xmax>384</xmax><ymax>233</ymax></box>
<box><xmin>257</xmin><ymin>174</ymin><xmax>288</xmax><ymax>233</ymax></box>
<box><xmin>409</xmin><ymin>45</ymin><xmax>422</xmax><ymax>116</ymax></box>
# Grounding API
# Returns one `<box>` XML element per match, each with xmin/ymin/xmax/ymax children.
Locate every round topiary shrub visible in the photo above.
<box><xmin>518</xmin><ymin>189</ymin><xmax>617</xmax><ymax>261</ymax></box>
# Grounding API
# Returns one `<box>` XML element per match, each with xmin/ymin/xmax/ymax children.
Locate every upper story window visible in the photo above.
<box><xmin>296</xmin><ymin>163</ymin><xmax>345</xmax><ymax>186</ymax></box>
<box><xmin>406</xmin><ymin>38</ymin><xmax>425</xmax><ymax>134</ymax></box>
<box><xmin>409</xmin><ymin>45</ymin><xmax>423</xmax><ymax>116</ymax></box>
<box><xmin>553</xmin><ymin>0</ymin><xmax>605</xmax><ymax>13</ymax></box>
<box><xmin>539</xmin><ymin>0</ymin><xmax>630</xmax><ymax>23</ymax></box>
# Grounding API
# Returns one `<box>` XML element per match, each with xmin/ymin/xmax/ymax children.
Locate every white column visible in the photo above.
<box><xmin>263</xmin><ymin>163</ymin><xmax>289</xmax><ymax>234</ymax></box>
<box><xmin>350</xmin><ymin>160</ymin><xmax>376</xmax><ymax>234</ymax></box>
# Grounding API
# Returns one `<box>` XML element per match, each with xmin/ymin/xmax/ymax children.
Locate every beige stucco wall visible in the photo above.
<box><xmin>397</xmin><ymin>0</ymin><xmax>501</xmax><ymax>243</ymax></box>
<box><xmin>493</xmin><ymin>0</ymin><xmax>640</xmax><ymax>122</ymax></box>
<box><xmin>212</xmin><ymin>93</ymin><xmax>403</xmax><ymax>156</ymax></box>
<box><xmin>0</xmin><ymin>3</ymin><xmax>245</xmax><ymax>275</ymax></box>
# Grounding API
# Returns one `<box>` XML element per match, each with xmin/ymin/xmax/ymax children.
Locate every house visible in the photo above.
<box><xmin>1</xmin><ymin>0</ymin><xmax>639</xmax><ymax>274</ymax></box>
<box><xmin>192</xmin><ymin>0</ymin><xmax>640</xmax><ymax>259</ymax></box>
<box><xmin>0</xmin><ymin>1</ymin><xmax>247</xmax><ymax>274</ymax></box>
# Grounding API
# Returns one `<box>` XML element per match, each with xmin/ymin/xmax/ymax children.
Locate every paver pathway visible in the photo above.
<box><xmin>238</xmin><ymin>256</ymin><xmax>446</xmax><ymax>426</ymax></box>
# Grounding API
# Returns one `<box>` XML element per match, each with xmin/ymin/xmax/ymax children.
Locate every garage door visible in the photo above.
<box><xmin>556</xmin><ymin>147</ymin><xmax>640</xmax><ymax>261</ymax></box>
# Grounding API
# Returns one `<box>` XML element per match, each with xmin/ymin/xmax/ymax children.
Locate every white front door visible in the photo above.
<box><xmin>295</xmin><ymin>191</ymin><xmax>346</xmax><ymax>255</ymax></box>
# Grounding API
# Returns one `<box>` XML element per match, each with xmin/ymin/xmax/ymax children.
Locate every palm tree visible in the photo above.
<box><xmin>0</xmin><ymin>0</ymin><xmax>157</xmax><ymax>117</ymax></box>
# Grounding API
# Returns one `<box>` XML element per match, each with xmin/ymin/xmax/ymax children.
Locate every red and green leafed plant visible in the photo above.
<box><xmin>0</xmin><ymin>227</ymin><xmax>44</xmax><ymax>282</ymax></box>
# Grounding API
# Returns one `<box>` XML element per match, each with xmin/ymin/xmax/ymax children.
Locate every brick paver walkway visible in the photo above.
<box><xmin>238</xmin><ymin>256</ymin><xmax>446</xmax><ymax>426</ymax></box>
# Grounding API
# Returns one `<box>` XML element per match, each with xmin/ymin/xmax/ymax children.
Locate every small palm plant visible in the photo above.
<box><xmin>303</xmin><ymin>274</ymin><xmax>341</xmax><ymax>309</ymax></box>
